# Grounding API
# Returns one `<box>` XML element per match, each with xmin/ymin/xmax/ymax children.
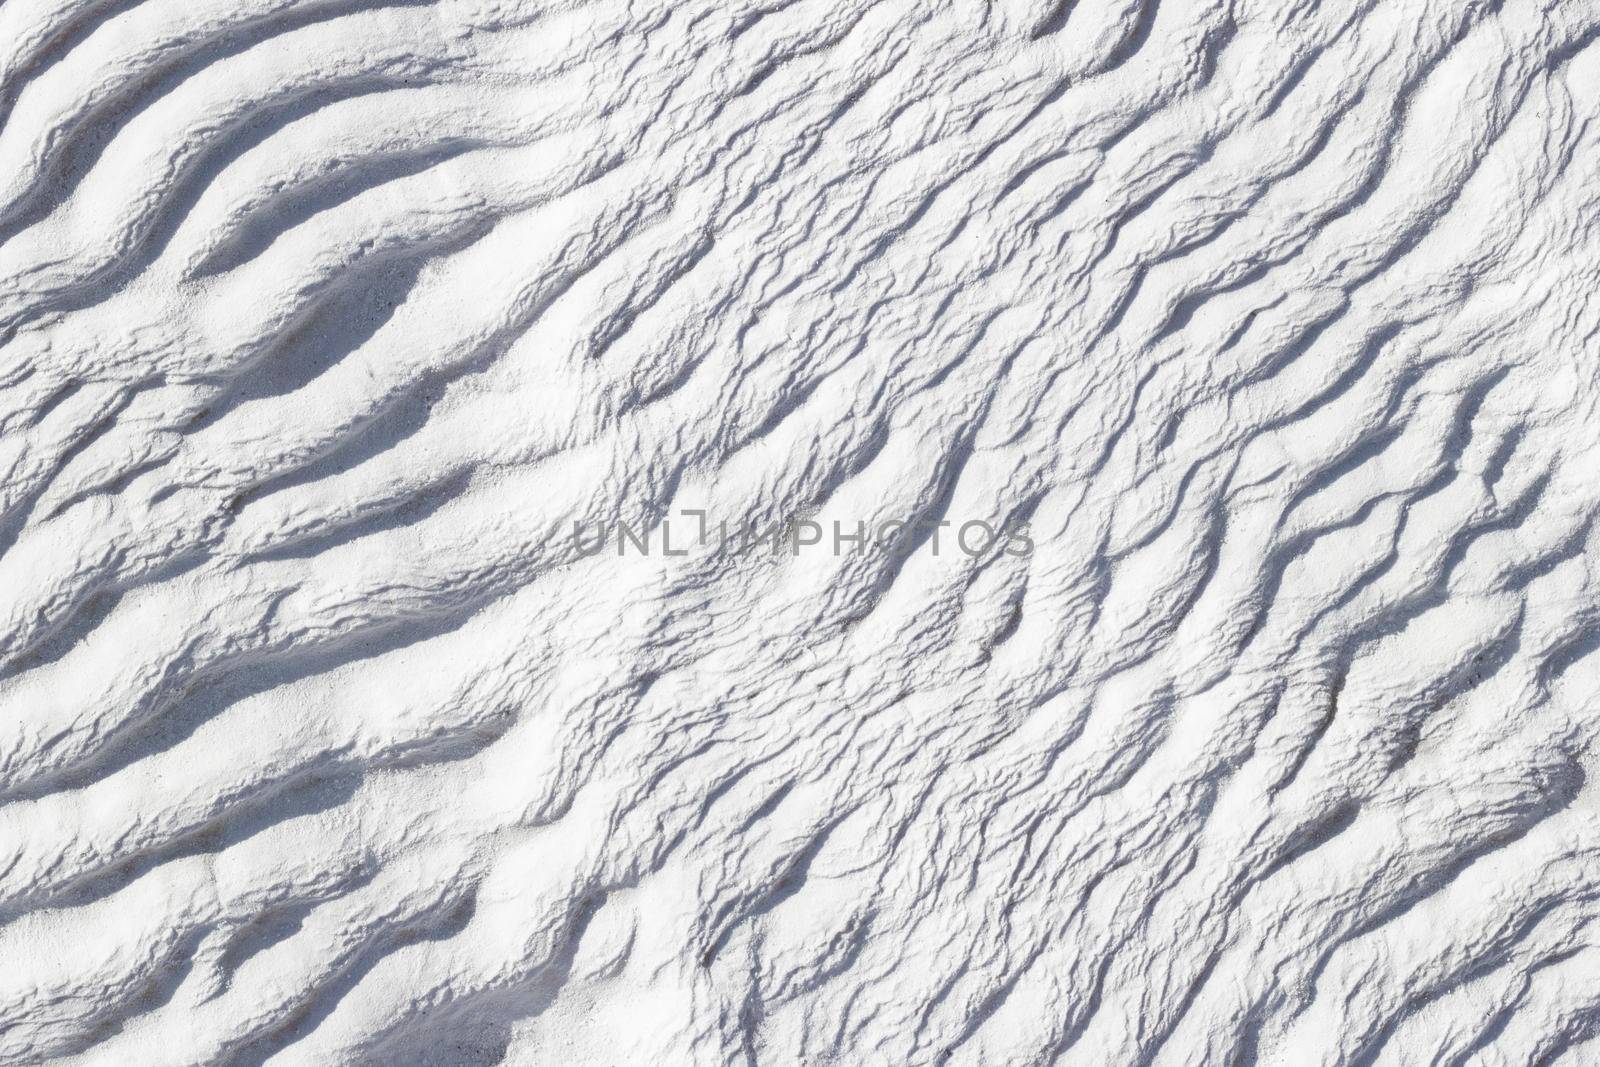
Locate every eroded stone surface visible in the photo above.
<box><xmin>2</xmin><ymin>1</ymin><xmax>1600</xmax><ymax>1063</ymax></box>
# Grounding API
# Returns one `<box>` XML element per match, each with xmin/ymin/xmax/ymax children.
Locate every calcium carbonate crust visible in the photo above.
<box><xmin>2</xmin><ymin>0</ymin><xmax>1600</xmax><ymax>1064</ymax></box>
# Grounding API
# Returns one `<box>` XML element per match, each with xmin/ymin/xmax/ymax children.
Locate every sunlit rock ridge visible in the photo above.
<box><xmin>2</xmin><ymin>0</ymin><xmax>1600</xmax><ymax>1063</ymax></box>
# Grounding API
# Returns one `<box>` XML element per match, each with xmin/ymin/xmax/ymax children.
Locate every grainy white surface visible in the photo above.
<box><xmin>3</xmin><ymin>0</ymin><xmax>1600</xmax><ymax>1064</ymax></box>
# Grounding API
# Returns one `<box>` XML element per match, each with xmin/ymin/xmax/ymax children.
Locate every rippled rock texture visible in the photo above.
<box><xmin>3</xmin><ymin>0</ymin><xmax>1600</xmax><ymax>1063</ymax></box>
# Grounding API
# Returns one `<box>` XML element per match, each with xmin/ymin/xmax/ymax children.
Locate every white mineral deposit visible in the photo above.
<box><xmin>1</xmin><ymin>0</ymin><xmax>1599</xmax><ymax>1064</ymax></box>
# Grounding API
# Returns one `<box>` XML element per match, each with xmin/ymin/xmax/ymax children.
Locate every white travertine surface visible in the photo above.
<box><xmin>3</xmin><ymin>0</ymin><xmax>1600</xmax><ymax>1063</ymax></box>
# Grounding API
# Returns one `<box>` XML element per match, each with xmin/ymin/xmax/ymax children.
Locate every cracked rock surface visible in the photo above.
<box><xmin>3</xmin><ymin>0</ymin><xmax>1600</xmax><ymax>1063</ymax></box>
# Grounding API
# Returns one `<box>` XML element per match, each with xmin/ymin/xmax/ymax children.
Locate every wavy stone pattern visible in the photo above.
<box><xmin>2</xmin><ymin>0</ymin><xmax>1600</xmax><ymax>1063</ymax></box>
